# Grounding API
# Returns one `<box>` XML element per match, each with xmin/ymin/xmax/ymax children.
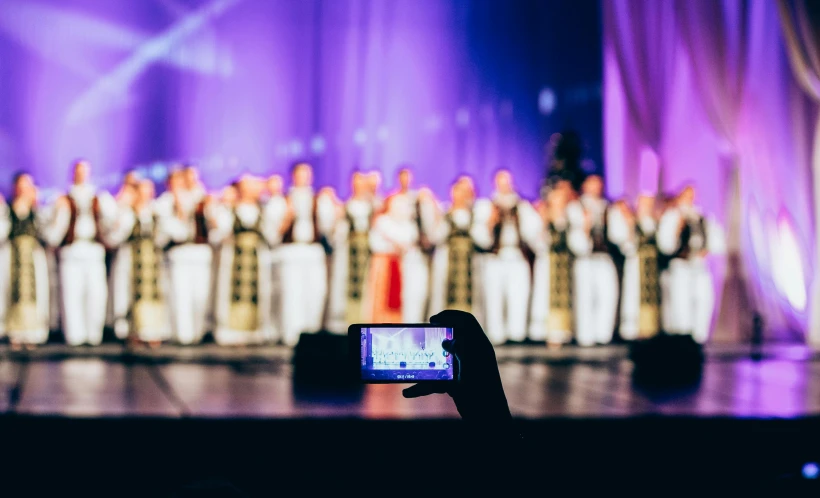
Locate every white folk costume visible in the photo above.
<box><xmin>184</xmin><ymin>186</ymin><xmax>217</xmax><ymax>334</ymax></box>
<box><xmin>469</xmin><ymin>201</ymin><xmax>490</xmax><ymax>330</ymax></box>
<box><xmin>362</xmin><ymin>210</ymin><xmax>419</xmax><ymax>323</ymax></box>
<box><xmin>386</xmin><ymin>191</ymin><xmax>430</xmax><ymax>323</ymax></box>
<box><xmin>276</xmin><ymin>187</ymin><xmax>335</xmax><ymax>346</ymax></box>
<box><xmin>43</xmin><ymin>185</ymin><xmax>117</xmax><ymax>346</ymax></box>
<box><xmin>0</xmin><ymin>201</ymin><xmax>50</xmax><ymax>345</ymax></box>
<box><xmin>156</xmin><ymin>194</ymin><xmax>214</xmax><ymax>345</ymax></box>
<box><xmin>325</xmin><ymin>197</ymin><xmax>373</xmax><ymax>333</ymax></box>
<box><xmin>262</xmin><ymin>194</ymin><xmax>287</xmax><ymax>343</ymax></box>
<box><xmin>530</xmin><ymin>212</ymin><xmax>586</xmax><ymax>345</ymax></box>
<box><xmin>477</xmin><ymin>193</ymin><xmax>541</xmax><ymax>345</ymax></box>
<box><xmin>106</xmin><ymin>204</ymin><xmax>172</xmax><ymax>343</ymax></box>
<box><xmin>609</xmin><ymin>211</ymin><xmax>662</xmax><ymax>340</ymax></box>
<box><xmin>657</xmin><ymin>205</ymin><xmax>725</xmax><ymax>343</ymax></box>
<box><xmin>106</xmin><ymin>199</ymin><xmax>133</xmax><ymax>340</ymax></box>
<box><xmin>209</xmin><ymin>201</ymin><xmax>280</xmax><ymax>346</ymax></box>
<box><xmin>421</xmin><ymin>201</ymin><xmax>486</xmax><ymax>320</ymax></box>
<box><xmin>567</xmin><ymin>195</ymin><xmax>619</xmax><ymax>346</ymax></box>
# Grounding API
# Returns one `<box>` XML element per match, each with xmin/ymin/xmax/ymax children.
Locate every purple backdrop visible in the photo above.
<box><xmin>605</xmin><ymin>0</ymin><xmax>818</xmax><ymax>340</ymax></box>
<box><xmin>0</xmin><ymin>0</ymin><xmax>603</xmax><ymax>201</ymax></box>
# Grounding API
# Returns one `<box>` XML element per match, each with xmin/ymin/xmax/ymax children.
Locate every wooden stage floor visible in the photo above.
<box><xmin>1</xmin><ymin>342</ymin><xmax>819</xmax><ymax>419</ymax></box>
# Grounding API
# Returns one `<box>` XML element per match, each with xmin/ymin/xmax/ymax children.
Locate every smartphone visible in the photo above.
<box><xmin>349</xmin><ymin>323</ymin><xmax>456</xmax><ymax>383</ymax></box>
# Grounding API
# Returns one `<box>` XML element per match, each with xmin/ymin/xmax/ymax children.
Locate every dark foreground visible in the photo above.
<box><xmin>0</xmin><ymin>416</ymin><xmax>818</xmax><ymax>496</ymax></box>
<box><xmin>0</xmin><ymin>342</ymin><xmax>818</xmax><ymax>495</ymax></box>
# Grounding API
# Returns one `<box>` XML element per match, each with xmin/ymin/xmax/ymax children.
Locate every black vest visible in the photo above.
<box><xmin>673</xmin><ymin>215</ymin><xmax>707</xmax><ymax>260</ymax></box>
<box><xmin>549</xmin><ymin>221</ymin><xmax>570</xmax><ymax>252</ymax></box>
<box><xmin>9</xmin><ymin>206</ymin><xmax>38</xmax><ymax>240</ymax></box>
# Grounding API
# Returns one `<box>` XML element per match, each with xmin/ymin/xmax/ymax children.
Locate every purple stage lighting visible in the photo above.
<box><xmin>0</xmin><ymin>0</ymin><xmax>603</xmax><ymax>200</ymax></box>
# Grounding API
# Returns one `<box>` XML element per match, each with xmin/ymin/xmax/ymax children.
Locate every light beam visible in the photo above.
<box><xmin>65</xmin><ymin>0</ymin><xmax>241</xmax><ymax>124</ymax></box>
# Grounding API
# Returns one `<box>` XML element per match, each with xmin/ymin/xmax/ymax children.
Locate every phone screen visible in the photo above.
<box><xmin>360</xmin><ymin>326</ymin><xmax>454</xmax><ymax>381</ymax></box>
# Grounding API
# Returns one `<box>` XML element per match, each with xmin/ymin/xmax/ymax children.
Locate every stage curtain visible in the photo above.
<box><xmin>675</xmin><ymin>0</ymin><xmax>755</xmax><ymax>343</ymax></box>
<box><xmin>604</xmin><ymin>0</ymin><xmax>677</xmax><ymax>188</ymax></box>
<box><xmin>605</xmin><ymin>0</ymin><xmax>817</xmax><ymax>342</ymax></box>
<box><xmin>777</xmin><ymin>0</ymin><xmax>820</xmax><ymax>345</ymax></box>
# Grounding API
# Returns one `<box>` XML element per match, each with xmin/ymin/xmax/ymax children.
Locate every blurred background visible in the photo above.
<box><xmin>0</xmin><ymin>0</ymin><xmax>819</xmax><ymax>494</ymax></box>
<box><xmin>0</xmin><ymin>0</ymin><xmax>815</xmax><ymax>342</ymax></box>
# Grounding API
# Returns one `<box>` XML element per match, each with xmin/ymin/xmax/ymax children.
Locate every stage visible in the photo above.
<box><xmin>1</xmin><ymin>342</ymin><xmax>818</xmax><ymax>419</ymax></box>
<box><xmin>1</xmin><ymin>343</ymin><xmax>819</xmax><ymax>495</ymax></box>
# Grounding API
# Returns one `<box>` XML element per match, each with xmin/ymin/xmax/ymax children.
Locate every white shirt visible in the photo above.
<box><xmin>12</xmin><ymin>202</ymin><xmax>32</xmax><ymax>220</ymax></box>
<box><xmin>69</xmin><ymin>184</ymin><xmax>99</xmax><ymax>241</ymax></box>
<box><xmin>388</xmin><ymin>191</ymin><xmax>417</xmax><ymax>222</ymax></box>
<box><xmin>288</xmin><ymin>187</ymin><xmax>317</xmax><ymax>243</ymax></box>
<box><xmin>346</xmin><ymin>198</ymin><xmax>372</xmax><ymax>233</ymax></box>
<box><xmin>234</xmin><ymin>202</ymin><xmax>260</xmax><ymax>229</ymax></box>
<box><xmin>449</xmin><ymin>208</ymin><xmax>471</xmax><ymax>231</ymax></box>
<box><xmin>492</xmin><ymin>192</ymin><xmax>522</xmax><ymax>248</ymax></box>
<box><xmin>369</xmin><ymin>214</ymin><xmax>419</xmax><ymax>254</ymax></box>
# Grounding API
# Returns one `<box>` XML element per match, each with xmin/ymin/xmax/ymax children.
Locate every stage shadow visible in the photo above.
<box><xmin>629</xmin><ymin>333</ymin><xmax>704</xmax><ymax>401</ymax></box>
<box><xmin>291</xmin><ymin>331</ymin><xmax>364</xmax><ymax>403</ymax></box>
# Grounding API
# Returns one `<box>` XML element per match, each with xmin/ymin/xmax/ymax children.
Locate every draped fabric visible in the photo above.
<box><xmin>777</xmin><ymin>0</ymin><xmax>820</xmax><ymax>345</ymax></box>
<box><xmin>604</xmin><ymin>0</ymin><xmax>677</xmax><ymax>192</ymax></box>
<box><xmin>676</xmin><ymin>0</ymin><xmax>751</xmax><ymax>153</ymax></box>
<box><xmin>605</xmin><ymin>0</ymin><xmax>817</xmax><ymax>341</ymax></box>
<box><xmin>675</xmin><ymin>0</ymin><xmax>755</xmax><ymax>343</ymax></box>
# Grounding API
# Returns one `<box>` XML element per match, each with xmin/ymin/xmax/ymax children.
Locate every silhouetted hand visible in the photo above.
<box><xmin>402</xmin><ymin>310</ymin><xmax>512</xmax><ymax>425</ymax></box>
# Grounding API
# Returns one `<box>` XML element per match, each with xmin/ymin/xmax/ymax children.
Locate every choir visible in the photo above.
<box><xmin>0</xmin><ymin>159</ymin><xmax>725</xmax><ymax>350</ymax></box>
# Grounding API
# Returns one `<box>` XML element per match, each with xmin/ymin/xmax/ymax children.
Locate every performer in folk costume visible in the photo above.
<box><xmin>657</xmin><ymin>185</ymin><xmax>725</xmax><ymax>343</ymax></box>
<box><xmin>106</xmin><ymin>173</ymin><xmax>144</xmax><ymax>335</ymax></box>
<box><xmin>609</xmin><ymin>194</ymin><xmax>662</xmax><ymax>340</ymax></box>
<box><xmin>105</xmin><ymin>180</ymin><xmax>171</xmax><ymax>347</ymax></box>
<box><xmin>209</xmin><ymin>175</ymin><xmax>280</xmax><ymax>346</ymax></box>
<box><xmin>383</xmin><ymin>167</ymin><xmax>430</xmax><ymax>323</ymax></box>
<box><xmin>42</xmin><ymin>160</ymin><xmax>118</xmax><ymax>346</ymax></box>
<box><xmin>421</xmin><ymin>179</ymin><xmax>487</xmax><ymax>319</ymax></box>
<box><xmin>363</xmin><ymin>194</ymin><xmax>421</xmax><ymax>323</ymax></box>
<box><xmin>530</xmin><ymin>179</ymin><xmax>583</xmax><ymax>347</ymax></box>
<box><xmin>566</xmin><ymin>174</ymin><xmax>619</xmax><ymax>347</ymax></box>
<box><xmin>276</xmin><ymin>163</ymin><xmax>336</xmax><ymax>346</ymax></box>
<box><xmin>453</xmin><ymin>174</ymin><xmax>490</xmax><ymax>327</ymax></box>
<box><xmin>156</xmin><ymin>169</ymin><xmax>215</xmax><ymax>345</ymax></box>
<box><xmin>325</xmin><ymin>172</ymin><xmax>374</xmax><ymax>333</ymax></box>
<box><xmin>0</xmin><ymin>173</ymin><xmax>50</xmax><ymax>349</ymax></box>
<box><xmin>185</xmin><ymin>164</ymin><xmax>219</xmax><ymax>334</ymax></box>
<box><xmin>262</xmin><ymin>174</ymin><xmax>287</xmax><ymax>342</ymax></box>
<box><xmin>475</xmin><ymin>169</ymin><xmax>542</xmax><ymax>345</ymax></box>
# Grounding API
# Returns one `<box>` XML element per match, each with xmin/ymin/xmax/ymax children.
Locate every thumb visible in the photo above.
<box><xmin>402</xmin><ymin>383</ymin><xmax>447</xmax><ymax>399</ymax></box>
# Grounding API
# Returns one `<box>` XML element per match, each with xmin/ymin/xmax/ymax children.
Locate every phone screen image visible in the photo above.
<box><xmin>360</xmin><ymin>326</ymin><xmax>454</xmax><ymax>381</ymax></box>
